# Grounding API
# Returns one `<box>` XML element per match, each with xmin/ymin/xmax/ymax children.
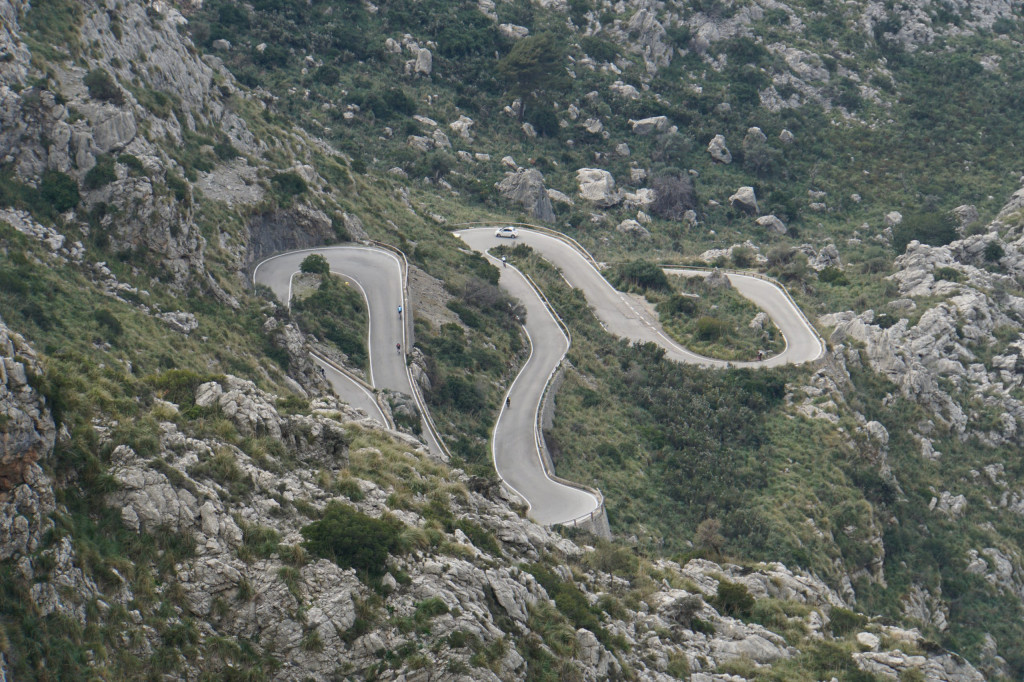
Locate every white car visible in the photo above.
<box><xmin>495</xmin><ymin>226</ymin><xmax>519</xmax><ymax>239</ymax></box>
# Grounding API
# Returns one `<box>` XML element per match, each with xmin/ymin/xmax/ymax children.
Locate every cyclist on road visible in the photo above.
<box><xmin>398</xmin><ymin>305</ymin><xmax>403</xmax><ymax>317</ymax></box>
<box><xmin>505</xmin><ymin>396</ymin><xmax>511</xmax><ymax>408</ymax></box>
<box><xmin>396</xmin><ymin>342</ymin><xmax>401</xmax><ymax>354</ymax></box>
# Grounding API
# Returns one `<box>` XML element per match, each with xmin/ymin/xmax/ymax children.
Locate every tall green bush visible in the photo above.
<box><xmin>300</xmin><ymin>502</ymin><xmax>404</xmax><ymax>576</ymax></box>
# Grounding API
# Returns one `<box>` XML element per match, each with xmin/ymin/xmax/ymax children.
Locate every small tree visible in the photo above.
<box><xmin>695</xmin><ymin>518</ymin><xmax>725</xmax><ymax>555</ymax></box>
<box><xmin>300</xmin><ymin>254</ymin><xmax>330</xmax><ymax>275</ymax></box>
<box><xmin>650</xmin><ymin>169</ymin><xmax>697</xmax><ymax>221</ymax></box>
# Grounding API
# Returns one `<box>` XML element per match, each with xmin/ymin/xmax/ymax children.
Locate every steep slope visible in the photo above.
<box><xmin>2</xmin><ymin>0</ymin><xmax>1024</xmax><ymax>679</ymax></box>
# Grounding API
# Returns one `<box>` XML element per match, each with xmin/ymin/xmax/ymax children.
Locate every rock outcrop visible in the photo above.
<box><xmin>576</xmin><ymin>168</ymin><xmax>622</xmax><ymax>207</ymax></box>
<box><xmin>495</xmin><ymin>168</ymin><xmax>556</xmax><ymax>222</ymax></box>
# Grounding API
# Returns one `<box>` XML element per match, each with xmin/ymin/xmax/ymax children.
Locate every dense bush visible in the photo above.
<box><xmin>271</xmin><ymin>171</ymin><xmax>307</xmax><ymax>198</ymax></box>
<box><xmin>300</xmin><ymin>254</ymin><xmax>330</xmax><ymax>275</ymax></box>
<box><xmin>83</xmin><ymin>68</ymin><xmax>123</xmax><ymax>104</ymax></box>
<box><xmin>39</xmin><ymin>170</ymin><xmax>80</xmax><ymax>212</ymax></box>
<box><xmin>83</xmin><ymin>155</ymin><xmax>117</xmax><ymax>190</ymax></box>
<box><xmin>650</xmin><ymin>169</ymin><xmax>697</xmax><ymax>221</ymax></box>
<box><xmin>712</xmin><ymin>579</ymin><xmax>755</xmax><ymax>618</ymax></box>
<box><xmin>614</xmin><ymin>260</ymin><xmax>669</xmax><ymax>291</ymax></box>
<box><xmin>93</xmin><ymin>308</ymin><xmax>122</xmax><ymax>338</ymax></box>
<box><xmin>829</xmin><ymin>607</ymin><xmax>868</xmax><ymax>636</ymax></box>
<box><xmin>579</xmin><ymin>35</ymin><xmax>618</xmax><ymax>63</ymax></box>
<box><xmin>301</xmin><ymin>501</ymin><xmax>404</xmax><ymax>576</ymax></box>
<box><xmin>892</xmin><ymin>212</ymin><xmax>958</xmax><ymax>252</ymax></box>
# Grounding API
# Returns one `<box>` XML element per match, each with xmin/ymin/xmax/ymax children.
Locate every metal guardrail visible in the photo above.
<box><xmin>308</xmin><ymin>349</ymin><xmax>395</xmax><ymax>430</ymax></box>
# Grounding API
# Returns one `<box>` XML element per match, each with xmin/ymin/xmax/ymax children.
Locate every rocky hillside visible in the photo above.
<box><xmin>0</xmin><ymin>318</ymin><xmax>989</xmax><ymax>679</ymax></box>
<box><xmin>3</xmin><ymin>0</ymin><xmax>1024</xmax><ymax>679</ymax></box>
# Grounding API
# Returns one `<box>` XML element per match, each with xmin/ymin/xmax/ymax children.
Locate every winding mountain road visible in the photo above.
<box><xmin>253</xmin><ymin>246</ymin><xmax>445</xmax><ymax>457</ymax></box>
<box><xmin>254</xmin><ymin>230</ymin><xmax>824</xmax><ymax>527</ymax></box>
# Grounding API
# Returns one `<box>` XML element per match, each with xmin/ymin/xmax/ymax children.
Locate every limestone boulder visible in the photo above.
<box><xmin>496</xmin><ymin>168</ymin><xmax>555</xmax><ymax>222</ymax></box>
<box><xmin>756</xmin><ymin>214</ymin><xmax>787</xmax><ymax>234</ymax></box>
<box><xmin>708</xmin><ymin>134</ymin><xmax>732</xmax><ymax>163</ymax></box>
<box><xmin>616</xmin><ymin>219</ymin><xmax>650</xmax><ymax>239</ymax></box>
<box><xmin>729</xmin><ymin>186</ymin><xmax>758</xmax><ymax>214</ymax></box>
<box><xmin>576</xmin><ymin>168</ymin><xmax>621</xmax><ymax>207</ymax></box>
<box><xmin>630</xmin><ymin>116</ymin><xmax>669</xmax><ymax>135</ymax></box>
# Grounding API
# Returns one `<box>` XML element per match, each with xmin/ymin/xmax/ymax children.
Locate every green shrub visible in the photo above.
<box><xmin>271</xmin><ymin>171</ymin><xmax>307</xmax><ymax>198</ymax></box>
<box><xmin>148</xmin><ymin>369</ymin><xmax>221</xmax><ymax>409</ymax></box>
<box><xmin>301</xmin><ymin>501</ymin><xmax>405</xmax><ymax>577</ymax></box>
<box><xmin>892</xmin><ymin>212</ymin><xmax>957</xmax><ymax>253</ymax></box>
<box><xmin>579</xmin><ymin>35</ymin><xmax>618</xmax><ymax>62</ymax></box>
<box><xmin>695</xmin><ymin>316</ymin><xmax>728</xmax><ymax>341</ymax></box>
<box><xmin>83</xmin><ymin>68</ymin><xmax>123</xmax><ymax>104</ymax></box>
<box><xmin>300</xmin><ymin>254</ymin><xmax>330</xmax><ymax>275</ymax></box>
<box><xmin>39</xmin><ymin>170</ymin><xmax>80</xmax><ymax>212</ymax></box>
<box><xmin>829</xmin><ymin>607</ymin><xmax>868</xmax><ymax>636</ymax></box>
<box><xmin>93</xmin><ymin>308</ymin><xmax>122</xmax><ymax>338</ymax></box>
<box><xmin>118</xmin><ymin>153</ymin><xmax>145</xmax><ymax>174</ymax></box>
<box><xmin>615</xmin><ymin>260</ymin><xmax>669</xmax><ymax>291</ymax></box>
<box><xmin>313</xmin><ymin>64</ymin><xmax>340</xmax><ymax>85</ymax></box>
<box><xmin>984</xmin><ymin>241</ymin><xmax>1004</xmax><ymax>262</ymax></box>
<box><xmin>83</xmin><ymin>155</ymin><xmax>117</xmax><ymax>190</ymax></box>
<box><xmin>239</xmin><ymin>521</ymin><xmax>281</xmax><ymax>560</ymax></box>
<box><xmin>933</xmin><ymin>266</ymin><xmax>962</xmax><ymax>282</ymax></box>
<box><xmin>712</xmin><ymin>579</ymin><xmax>754</xmax><ymax>618</ymax></box>
<box><xmin>819</xmin><ymin>266</ymin><xmax>849</xmax><ymax>285</ymax></box>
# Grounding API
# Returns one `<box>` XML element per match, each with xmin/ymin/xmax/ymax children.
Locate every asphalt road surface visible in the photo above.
<box><xmin>456</xmin><ymin>227</ymin><xmax>824</xmax><ymax>524</ymax></box>
<box><xmin>253</xmin><ymin>246</ymin><xmax>444</xmax><ymax>456</ymax></box>
<box><xmin>254</xmin><ymin>233</ymin><xmax>823</xmax><ymax>527</ymax></box>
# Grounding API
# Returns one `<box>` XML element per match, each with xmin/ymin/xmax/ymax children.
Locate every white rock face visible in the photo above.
<box><xmin>708</xmin><ymin>134</ymin><xmax>732</xmax><ymax>163</ymax></box>
<box><xmin>576</xmin><ymin>168</ymin><xmax>621</xmax><ymax>207</ymax></box>
<box><xmin>885</xmin><ymin>211</ymin><xmax>904</xmax><ymax>227</ymax></box>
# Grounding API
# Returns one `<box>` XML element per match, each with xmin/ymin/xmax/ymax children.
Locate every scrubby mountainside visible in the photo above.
<box><xmin>2</xmin><ymin>0</ymin><xmax>1024</xmax><ymax>679</ymax></box>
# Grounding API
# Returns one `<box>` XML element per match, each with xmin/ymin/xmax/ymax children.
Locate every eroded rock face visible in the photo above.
<box><xmin>0</xmin><ymin>317</ymin><xmax>56</xmax><ymax>561</ymax></box>
<box><xmin>495</xmin><ymin>168</ymin><xmax>555</xmax><ymax>222</ymax></box>
<box><xmin>245</xmin><ymin>205</ymin><xmax>335</xmax><ymax>264</ymax></box>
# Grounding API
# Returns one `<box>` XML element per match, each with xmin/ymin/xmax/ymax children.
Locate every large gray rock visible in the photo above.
<box><xmin>729</xmin><ymin>186</ymin><xmax>758</xmax><ymax>214</ymax></box>
<box><xmin>630</xmin><ymin>116</ymin><xmax>670</xmax><ymax>135</ymax></box>
<box><xmin>708</xmin><ymin>134</ymin><xmax>732</xmax><ymax>163</ymax></box>
<box><xmin>576</xmin><ymin>168</ymin><xmax>621</xmax><ymax>207</ymax></box>
<box><xmin>756</xmin><ymin>214</ymin><xmax>787</xmax><ymax>234</ymax></box>
<box><xmin>495</xmin><ymin>168</ymin><xmax>555</xmax><ymax>222</ymax></box>
<box><xmin>616</xmin><ymin>219</ymin><xmax>650</xmax><ymax>239</ymax></box>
